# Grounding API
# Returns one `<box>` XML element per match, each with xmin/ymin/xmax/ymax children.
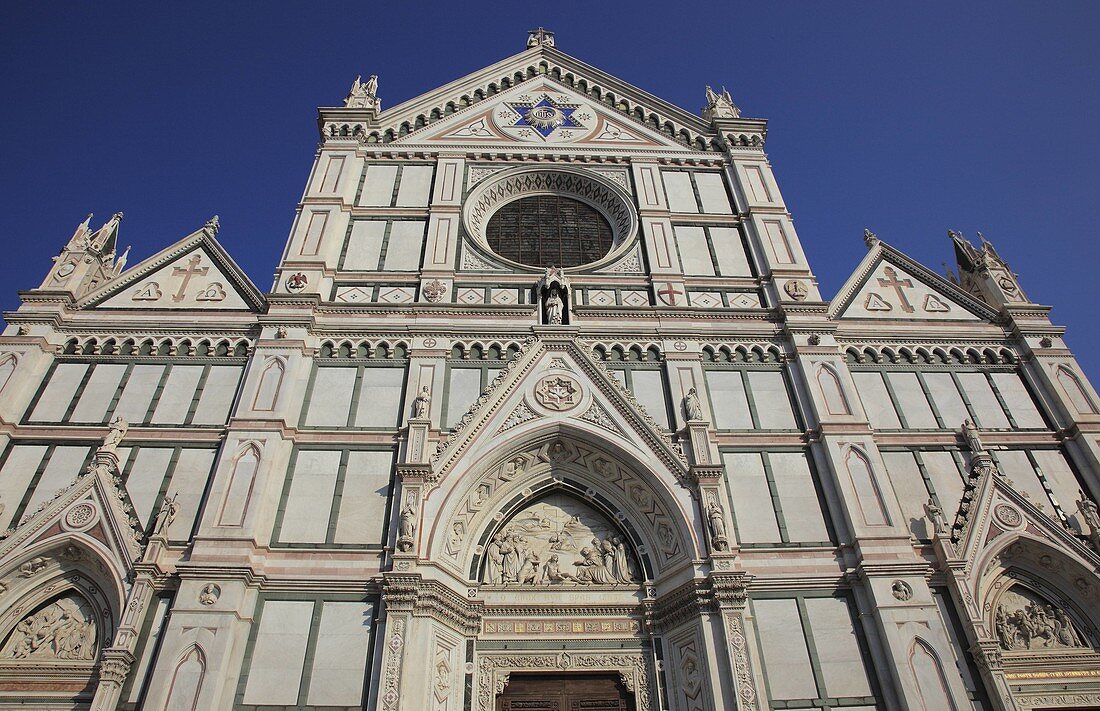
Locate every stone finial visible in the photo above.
<box><xmin>113</xmin><ymin>245</ymin><xmax>131</xmax><ymax>276</ymax></box>
<box><xmin>703</xmin><ymin>85</ymin><xmax>740</xmax><ymax>120</ymax></box>
<box><xmin>345</xmin><ymin>74</ymin><xmax>380</xmax><ymax>109</ymax></box>
<box><xmin>203</xmin><ymin>215</ymin><xmax>220</xmax><ymax>236</ymax></box>
<box><xmin>863</xmin><ymin>228</ymin><xmax>879</xmax><ymax>248</ymax></box>
<box><xmin>527</xmin><ymin>26</ymin><xmax>555</xmax><ymax>48</ymax></box>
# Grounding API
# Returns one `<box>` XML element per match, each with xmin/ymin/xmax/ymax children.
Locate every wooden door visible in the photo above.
<box><xmin>497</xmin><ymin>672</ymin><xmax>632</xmax><ymax>711</ymax></box>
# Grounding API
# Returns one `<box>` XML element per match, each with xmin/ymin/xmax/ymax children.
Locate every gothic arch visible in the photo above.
<box><xmin>251</xmin><ymin>356</ymin><xmax>285</xmax><ymax>411</ymax></box>
<box><xmin>0</xmin><ymin>353</ymin><xmax>17</xmax><ymax>397</ymax></box>
<box><xmin>161</xmin><ymin>644</ymin><xmax>207</xmax><ymax>711</ymax></box>
<box><xmin>424</xmin><ymin>424</ymin><xmax>699</xmax><ymax>581</ymax></box>
<box><xmin>907</xmin><ymin>638</ymin><xmax>957</xmax><ymax>711</ymax></box>
<box><xmin>1055</xmin><ymin>364</ymin><xmax>1098</xmax><ymax>415</ymax></box>
<box><xmin>216</xmin><ymin>441</ymin><xmax>262</xmax><ymax>526</ymax></box>
<box><xmin>815</xmin><ymin>363</ymin><xmax>851</xmax><ymax>415</ymax></box>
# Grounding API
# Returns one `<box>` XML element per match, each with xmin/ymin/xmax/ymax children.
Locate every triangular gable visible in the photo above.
<box><xmin>373</xmin><ymin>43</ymin><xmax>713</xmax><ymax>142</ymax></box>
<box><xmin>431</xmin><ymin>336</ymin><xmax>688</xmax><ymax>482</ymax></box>
<box><xmin>78</xmin><ymin>226</ymin><xmax>265</xmax><ymax>312</ymax></box>
<box><xmin>830</xmin><ymin>241</ymin><xmax>998</xmax><ymax>322</ymax></box>
<box><xmin>393</xmin><ymin>79</ymin><xmax>697</xmax><ymax>152</ymax></box>
<box><xmin>0</xmin><ymin>451</ymin><xmax>143</xmax><ymax>580</ymax></box>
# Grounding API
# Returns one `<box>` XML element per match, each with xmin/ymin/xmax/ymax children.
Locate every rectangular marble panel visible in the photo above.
<box><xmin>165</xmin><ymin>448</ymin><xmax>216</xmax><ymax>539</ymax></box>
<box><xmin>445</xmin><ymin>368</ymin><xmax>482</xmax><ymax>427</ymax></box>
<box><xmin>28</xmin><ymin>363</ymin><xmax>87</xmax><ymax>422</ymax></box>
<box><xmin>762</xmin><ymin>219</ymin><xmax>794</xmax><ymax>264</ymax></box>
<box><xmin>191</xmin><ymin>365</ymin><xmax>242</xmax><ymax>425</ymax></box>
<box><xmin>281</xmin><ymin>450</ymin><xmax>341</xmax><ymax>543</ymax></box>
<box><xmin>125</xmin><ymin>447</ymin><xmax>173</xmax><ymax>527</ymax></box>
<box><xmin>354</xmin><ymin>367</ymin><xmax>404</xmax><ymax>427</ymax></box>
<box><xmin>307</xmin><ymin>602</ymin><xmax>373</xmax><ymax>704</ymax></box>
<box><xmin>957</xmin><ymin>373</ymin><xmax>1010</xmax><ymax>428</ymax></box>
<box><xmin>126</xmin><ymin>596</ymin><xmax>170</xmax><ymax>704</ymax></box>
<box><xmin>881</xmin><ymin>451</ymin><xmax>931</xmax><ymax>539</ymax></box>
<box><xmin>922</xmin><ymin>452</ymin><xmax>965</xmax><ymax>510</ymax></box>
<box><xmin>1031</xmin><ymin>450</ymin><xmax>1084</xmax><ymax>531</ymax></box>
<box><xmin>242</xmin><ymin>600</ymin><xmax>313</xmax><ymax>704</ymax></box>
<box><xmin>395</xmin><ymin>165</ymin><xmax>434</xmax><ymax>206</ymax></box>
<box><xmin>629</xmin><ymin>369</ymin><xmax>670</xmax><ymax>429</ymax></box>
<box><xmin>723</xmin><ymin>453</ymin><xmax>780</xmax><ymax>542</ymax></box>
<box><xmin>709</xmin><ymin>227</ymin><xmax>752</xmax><ymax>276</ymax></box>
<box><xmin>112</xmin><ymin>364</ymin><xmax>164</xmax><ymax>423</ymax></box>
<box><xmin>852</xmin><ymin>372</ymin><xmax>901</xmax><ymax>429</ymax></box>
<box><xmin>990</xmin><ymin>373</ymin><xmax>1046</xmax><ymax>428</ymax></box>
<box><xmin>358</xmin><ymin>164</ymin><xmax>399</xmax><ymax>206</ymax></box>
<box><xmin>0</xmin><ymin>445</ymin><xmax>47</xmax><ymax>529</ymax></box>
<box><xmin>742</xmin><ymin>164</ymin><xmax>775</xmax><ymax>204</ymax></box>
<box><xmin>753</xmin><ymin>598</ymin><xmax>818</xmax><ymax>700</ymax></box>
<box><xmin>27</xmin><ymin>446</ymin><xmax>89</xmax><ymax>512</ymax></box>
<box><xmin>885</xmin><ymin>372</ymin><xmax>938</xmax><ymax>429</ymax></box>
<box><xmin>804</xmin><ymin>597</ymin><xmax>873</xmax><ymax>698</ymax></box>
<box><xmin>923</xmin><ymin>373</ymin><xmax>970</xmax><ymax>429</ymax></box>
<box><xmin>704</xmin><ymin>371</ymin><xmax>753</xmax><ymax>429</ymax></box>
<box><xmin>299</xmin><ymin>211</ymin><xmax>327</xmax><ymax>256</ymax></box>
<box><xmin>747</xmin><ymin>371</ymin><xmax>797</xmax><ymax>429</ymax></box>
<box><xmin>334</xmin><ymin>451</ymin><xmax>393</xmax><ymax>544</ymax></box>
<box><xmin>991</xmin><ymin>450</ymin><xmax>1049</xmax><ymax>507</ymax></box>
<box><xmin>382</xmin><ymin>220</ymin><xmax>426</xmax><ymax>271</ymax></box>
<box><xmin>662</xmin><ymin>171</ymin><xmax>698</xmax><ymax>213</ymax></box>
<box><xmin>320</xmin><ymin>155</ymin><xmax>345</xmax><ymax>194</ymax></box>
<box><xmin>304</xmin><ymin>368</ymin><xmax>356</xmax><ymax>427</ymax></box>
<box><xmin>770</xmin><ymin>452</ymin><xmax>830</xmax><ymax>541</ymax></box>
<box><xmin>674</xmin><ymin>226</ymin><xmax>715</xmax><ymax>276</ymax></box>
<box><xmin>69</xmin><ymin>364</ymin><xmax>126</xmax><ymax>423</ymax></box>
<box><xmin>150</xmin><ymin>366</ymin><xmax>204</xmax><ymax>424</ymax></box>
<box><xmin>344</xmin><ymin>220</ymin><xmax>387</xmax><ymax>270</ymax></box>
<box><xmin>694</xmin><ymin>172</ymin><xmax>733</xmax><ymax>213</ymax></box>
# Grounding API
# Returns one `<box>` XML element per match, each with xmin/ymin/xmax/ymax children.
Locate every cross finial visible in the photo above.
<box><xmin>527</xmin><ymin>27</ymin><xmax>555</xmax><ymax>48</ymax></box>
<box><xmin>863</xmin><ymin>228</ymin><xmax>879</xmax><ymax>248</ymax></box>
<box><xmin>204</xmin><ymin>215</ymin><xmax>220</xmax><ymax>235</ymax></box>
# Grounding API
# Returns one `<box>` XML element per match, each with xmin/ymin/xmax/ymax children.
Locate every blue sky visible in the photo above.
<box><xmin>2</xmin><ymin>3</ymin><xmax>1099</xmax><ymax>373</ymax></box>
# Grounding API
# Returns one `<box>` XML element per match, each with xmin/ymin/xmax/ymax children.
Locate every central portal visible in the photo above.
<box><xmin>497</xmin><ymin>673</ymin><xmax>634</xmax><ymax>710</ymax></box>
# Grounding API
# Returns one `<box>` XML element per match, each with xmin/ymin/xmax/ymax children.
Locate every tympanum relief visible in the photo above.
<box><xmin>482</xmin><ymin>496</ymin><xmax>639</xmax><ymax>587</ymax></box>
<box><xmin>994</xmin><ymin>586</ymin><xmax>1090</xmax><ymax>652</ymax></box>
<box><xmin>0</xmin><ymin>593</ymin><xmax>97</xmax><ymax>661</ymax></box>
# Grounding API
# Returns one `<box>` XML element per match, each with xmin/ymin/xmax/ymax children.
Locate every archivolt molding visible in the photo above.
<box><xmin>427</xmin><ymin>432</ymin><xmax>697</xmax><ymax>581</ymax></box>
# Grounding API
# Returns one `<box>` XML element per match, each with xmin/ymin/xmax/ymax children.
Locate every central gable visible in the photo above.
<box><xmin>394</xmin><ymin>79</ymin><xmax>697</xmax><ymax>152</ymax></box>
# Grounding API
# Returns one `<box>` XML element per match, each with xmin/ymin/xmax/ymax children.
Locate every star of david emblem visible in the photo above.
<box><xmin>534</xmin><ymin>375</ymin><xmax>580</xmax><ymax>411</ymax></box>
<box><xmin>505</xmin><ymin>94</ymin><xmax>583</xmax><ymax>139</ymax></box>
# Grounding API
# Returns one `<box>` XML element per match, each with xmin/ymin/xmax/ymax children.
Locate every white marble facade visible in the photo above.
<box><xmin>0</xmin><ymin>29</ymin><xmax>1099</xmax><ymax>711</ymax></box>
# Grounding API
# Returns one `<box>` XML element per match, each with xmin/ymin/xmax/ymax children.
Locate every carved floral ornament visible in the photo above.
<box><xmin>462</xmin><ymin>166</ymin><xmax>639</xmax><ymax>273</ymax></box>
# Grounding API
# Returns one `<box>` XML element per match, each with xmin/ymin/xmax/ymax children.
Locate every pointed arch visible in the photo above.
<box><xmin>251</xmin><ymin>357</ymin><xmax>285</xmax><ymax>412</ymax></box>
<box><xmin>162</xmin><ymin>644</ymin><xmax>207</xmax><ymax>711</ymax></box>
<box><xmin>843</xmin><ymin>446</ymin><xmax>889</xmax><ymax>526</ymax></box>
<box><xmin>217</xmin><ymin>442</ymin><xmax>261</xmax><ymax>526</ymax></box>
<box><xmin>816</xmin><ymin>364</ymin><xmax>851</xmax><ymax>415</ymax></box>
<box><xmin>1055</xmin><ymin>364</ymin><xmax>1097</xmax><ymax>415</ymax></box>
<box><xmin>907</xmin><ymin>638</ymin><xmax>957</xmax><ymax>711</ymax></box>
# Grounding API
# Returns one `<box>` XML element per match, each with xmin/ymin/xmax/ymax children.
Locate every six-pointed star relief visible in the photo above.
<box><xmin>505</xmin><ymin>95</ymin><xmax>584</xmax><ymax>139</ymax></box>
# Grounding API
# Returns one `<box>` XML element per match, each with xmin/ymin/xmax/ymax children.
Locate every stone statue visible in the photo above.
<box><xmin>705</xmin><ymin>85</ymin><xmax>720</xmax><ymax>106</ymax></box>
<box><xmin>1078</xmin><ymin>490</ymin><xmax>1100</xmax><ymax>549</ymax></box>
<box><xmin>412</xmin><ymin>385</ymin><xmax>431</xmax><ymax>419</ymax></box>
<box><xmin>101</xmin><ymin>416</ymin><xmax>128</xmax><ymax>450</ymax></box>
<box><xmin>961</xmin><ymin>418</ymin><xmax>985</xmax><ymax>455</ymax></box>
<box><xmin>684</xmin><ymin>387</ymin><xmax>704</xmax><ymax>421</ymax></box>
<box><xmin>397</xmin><ymin>497</ymin><xmax>417</xmax><ymax>551</ymax></box>
<box><xmin>924</xmin><ymin>498</ymin><xmax>947</xmax><ymax>535</ymax></box>
<box><xmin>706</xmin><ymin>499</ymin><xmax>729</xmax><ymax>551</ymax></box>
<box><xmin>198</xmin><ymin>583</ymin><xmax>220</xmax><ymax>606</ymax></box>
<box><xmin>545</xmin><ymin>289</ymin><xmax>564</xmax><ymax>325</ymax></box>
<box><xmin>152</xmin><ymin>492</ymin><xmax>178</xmax><ymax>537</ymax></box>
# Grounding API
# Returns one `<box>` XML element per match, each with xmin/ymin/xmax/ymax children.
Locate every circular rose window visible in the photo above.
<box><xmin>463</xmin><ymin>166</ymin><xmax>639</xmax><ymax>273</ymax></box>
<box><xmin>486</xmin><ymin>195</ymin><xmax>614</xmax><ymax>268</ymax></box>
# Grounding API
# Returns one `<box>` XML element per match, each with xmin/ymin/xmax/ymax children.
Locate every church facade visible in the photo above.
<box><xmin>1</xmin><ymin>29</ymin><xmax>1099</xmax><ymax>711</ymax></box>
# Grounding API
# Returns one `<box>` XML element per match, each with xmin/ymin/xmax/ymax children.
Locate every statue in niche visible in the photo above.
<box><xmin>397</xmin><ymin>495</ymin><xmax>418</xmax><ymax>552</ymax></box>
<box><xmin>545</xmin><ymin>289</ymin><xmax>564</xmax><ymax>325</ymax></box>
<box><xmin>152</xmin><ymin>491</ymin><xmax>178</xmax><ymax>537</ymax></box>
<box><xmin>994</xmin><ymin>586</ymin><xmax>1089</xmax><ymax>651</ymax></box>
<box><xmin>537</xmin><ymin>267</ymin><xmax>570</xmax><ymax>326</ymax></box>
<box><xmin>412</xmin><ymin>385</ymin><xmax>431</xmax><ymax>420</ymax></box>
<box><xmin>480</xmin><ymin>496</ymin><xmax>639</xmax><ymax>586</ymax></box>
<box><xmin>706</xmin><ymin>498</ymin><xmax>729</xmax><ymax>551</ymax></box>
<box><xmin>683</xmin><ymin>387</ymin><xmax>704</xmax><ymax>422</ymax></box>
<box><xmin>1078</xmin><ymin>490</ymin><xmax>1100</xmax><ymax>550</ymax></box>
<box><xmin>961</xmin><ymin>418</ymin><xmax>985</xmax><ymax>455</ymax></box>
<box><xmin>0</xmin><ymin>593</ymin><xmax>97</xmax><ymax>661</ymax></box>
<box><xmin>101</xmin><ymin>416</ymin><xmax>128</xmax><ymax>451</ymax></box>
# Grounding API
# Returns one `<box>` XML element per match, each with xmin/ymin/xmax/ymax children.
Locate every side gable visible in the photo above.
<box><xmin>830</xmin><ymin>240</ymin><xmax>999</xmax><ymax>322</ymax></box>
<box><xmin>77</xmin><ymin>222</ymin><xmax>265</xmax><ymax>312</ymax></box>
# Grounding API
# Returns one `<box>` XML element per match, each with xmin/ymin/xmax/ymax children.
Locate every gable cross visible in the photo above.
<box><xmin>877</xmin><ymin>267</ymin><xmax>914</xmax><ymax>313</ymax></box>
<box><xmin>656</xmin><ymin>282</ymin><xmax>684</xmax><ymax>306</ymax></box>
<box><xmin>171</xmin><ymin>254</ymin><xmax>210</xmax><ymax>303</ymax></box>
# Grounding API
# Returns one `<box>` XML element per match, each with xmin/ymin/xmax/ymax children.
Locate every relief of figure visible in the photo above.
<box><xmin>412</xmin><ymin>385</ymin><xmax>431</xmax><ymax>420</ymax></box>
<box><xmin>541</xmin><ymin>554</ymin><xmax>577</xmax><ymax>583</ymax></box>
<box><xmin>573</xmin><ymin>546</ymin><xmax>616</xmax><ymax>584</ymax></box>
<box><xmin>545</xmin><ymin>289</ymin><xmax>564</xmax><ymax>325</ymax></box>
<box><xmin>486</xmin><ymin>533</ymin><xmax>504</xmax><ymax>585</ymax></box>
<box><xmin>683</xmin><ymin>387</ymin><xmax>704</xmax><ymax>422</ymax></box>
<box><xmin>1078</xmin><ymin>489</ymin><xmax>1100</xmax><ymax>549</ymax></box>
<box><xmin>994</xmin><ymin>589</ymin><xmax>1089</xmax><ymax>651</ymax></box>
<box><xmin>1</xmin><ymin>594</ymin><xmax>96</xmax><ymax>661</ymax></box>
<box><xmin>612</xmin><ymin>537</ymin><xmax>637</xmax><ymax>583</ymax></box>
<box><xmin>500</xmin><ymin>534</ymin><xmax>521</xmax><ymax>583</ymax></box>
